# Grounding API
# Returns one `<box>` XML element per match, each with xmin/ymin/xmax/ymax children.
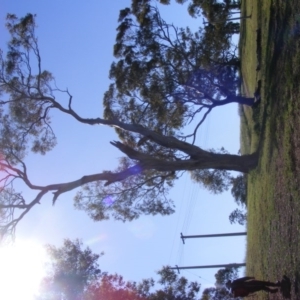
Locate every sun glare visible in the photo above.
<box><xmin>0</xmin><ymin>240</ymin><xmax>47</xmax><ymax>300</ymax></box>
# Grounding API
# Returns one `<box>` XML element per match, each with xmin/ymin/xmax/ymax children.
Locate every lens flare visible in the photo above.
<box><xmin>130</xmin><ymin>164</ymin><xmax>142</xmax><ymax>175</ymax></box>
<box><xmin>103</xmin><ymin>196</ymin><xmax>114</xmax><ymax>206</ymax></box>
<box><xmin>0</xmin><ymin>240</ymin><xmax>47</xmax><ymax>300</ymax></box>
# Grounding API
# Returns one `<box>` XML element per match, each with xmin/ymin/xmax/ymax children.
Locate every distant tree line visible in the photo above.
<box><xmin>37</xmin><ymin>239</ymin><xmax>242</xmax><ymax>300</ymax></box>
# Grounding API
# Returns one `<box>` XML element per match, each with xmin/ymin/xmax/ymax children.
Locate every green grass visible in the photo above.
<box><xmin>239</xmin><ymin>0</ymin><xmax>300</xmax><ymax>299</ymax></box>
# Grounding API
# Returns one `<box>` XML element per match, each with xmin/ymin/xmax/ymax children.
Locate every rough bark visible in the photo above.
<box><xmin>213</xmin><ymin>95</ymin><xmax>255</xmax><ymax>107</ymax></box>
<box><xmin>50</xmin><ymin>98</ymin><xmax>258</xmax><ymax>175</ymax></box>
<box><xmin>111</xmin><ymin>141</ymin><xmax>258</xmax><ymax>173</ymax></box>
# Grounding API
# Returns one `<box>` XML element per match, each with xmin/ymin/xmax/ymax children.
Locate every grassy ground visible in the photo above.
<box><xmin>239</xmin><ymin>0</ymin><xmax>300</xmax><ymax>299</ymax></box>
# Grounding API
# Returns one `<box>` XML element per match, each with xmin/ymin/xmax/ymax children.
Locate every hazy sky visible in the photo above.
<box><xmin>0</xmin><ymin>1</ymin><xmax>246</xmax><ymax>299</ymax></box>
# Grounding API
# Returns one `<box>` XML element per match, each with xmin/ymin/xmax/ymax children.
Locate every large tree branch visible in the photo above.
<box><xmin>4</xmin><ymin>144</ymin><xmax>257</xmax><ymax>210</ymax></box>
<box><xmin>0</xmin><ymin>132</ymin><xmax>258</xmax><ymax>242</ymax></box>
<box><xmin>36</xmin><ymin>92</ymin><xmax>210</xmax><ymax>158</ymax></box>
<box><xmin>110</xmin><ymin>141</ymin><xmax>257</xmax><ymax>173</ymax></box>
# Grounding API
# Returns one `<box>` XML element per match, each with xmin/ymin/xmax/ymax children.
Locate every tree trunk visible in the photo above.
<box><xmin>142</xmin><ymin>152</ymin><xmax>258</xmax><ymax>174</ymax></box>
<box><xmin>215</xmin><ymin>95</ymin><xmax>254</xmax><ymax>107</ymax></box>
<box><xmin>112</xmin><ymin>141</ymin><xmax>258</xmax><ymax>174</ymax></box>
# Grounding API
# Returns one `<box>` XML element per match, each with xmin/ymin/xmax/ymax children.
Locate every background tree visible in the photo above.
<box><xmin>186</xmin><ymin>0</ymin><xmax>241</xmax><ymax>19</ymax></box>
<box><xmin>188</xmin><ymin>152</ymin><xmax>248</xmax><ymax>227</ymax></box>
<box><xmin>149</xmin><ymin>266</ymin><xmax>201</xmax><ymax>300</ymax></box>
<box><xmin>228</xmin><ymin>174</ymin><xmax>247</xmax><ymax>225</ymax></box>
<box><xmin>0</xmin><ymin>12</ymin><xmax>257</xmax><ymax>241</ymax></box>
<box><xmin>85</xmin><ymin>273</ymin><xmax>146</xmax><ymax>300</ymax></box>
<box><xmin>201</xmin><ymin>266</ymin><xmax>241</xmax><ymax>300</ymax></box>
<box><xmin>214</xmin><ymin>266</ymin><xmax>239</xmax><ymax>286</ymax></box>
<box><xmin>230</xmin><ymin>174</ymin><xmax>247</xmax><ymax>206</ymax></box>
<box><xmin>88</xmin><ymin>267</ymin><xmax>201</xmax><ymax>300</ymax></box>
<box><xmin>191</xmin><ymin>168</ymin><xmax>248</xmax><ymax>226</ymax></box>
<box><xmin>38</xmin><ymin>239</ymin><xmax>102</xmax><ymax>300</ymax></box>
<box><xmin>38</xmin><ymin>241</ymin><xmax>201</xmax><ymax>300</ymax></box>
<box><xmin>201</xmin><ymin>286</ymin><xmax>233</xmax><ymax>300</ymax></box>
<box><xmin>186</xmin><ymin>0</ymin><xmax>241</xmax><ymax>37</ymax></box>
<box><xmin>229</xmin><ymin>208</ymin><xmax>247</xmax><ymax>225</ymax></box>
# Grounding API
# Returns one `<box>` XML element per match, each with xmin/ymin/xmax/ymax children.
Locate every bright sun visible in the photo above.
<box><xmin>0</xmin><ymin>240</ymin><xmax>47</xmax><ymax>300</ymax></box>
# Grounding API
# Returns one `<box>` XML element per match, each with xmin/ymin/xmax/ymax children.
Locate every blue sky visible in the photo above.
<box><xmin>0</xmin><ymin>0</ymin><xmax>246</xmax><ymax>298</ymax></box>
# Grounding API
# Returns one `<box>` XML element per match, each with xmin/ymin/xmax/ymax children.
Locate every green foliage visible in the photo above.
<box><xmin>228</xmin><ymin>208</ymin><xmax>247</xmax><ymax>225</ymax></box>
<box><xmin>201</xmin><ymin>286</ymin><xmax>234</xmax><ymax>300</ymax></box>
<box><xmin>0</xmin><ymin>13</ymin><xmax>56</xmax><ymax>164</ymax></box>
<box><xmin>39</xmin><ymin>242</ymin><xmax>200</xmax><ymax>300</ymax></box>
<box><xmin>38</xmin><ymin>239</ymin><xmax>102</xmax><ymax>300</ymax></box>
<box><xmin>228</xmin><ymin>174</ymin><xmax>247</xmax><ymax>226</ymax></box>
<box><xmin>190</xmin><ymin>165</ymin><xmax>248</xmax><ymax>223</ymax></box>
<box><xmin>74</xmin><ymin>157</ymin><xmax>176</xmax><ymax>222</ymax></box>
<box><xmin>230</xmin><ymin>174</ymin><xmax>247</xmax><ymax>206</ymax></box>
<box><xmin>154</xmin><ymin>266</ymin><xmax>201</xmax><ymax>299</ymax></box>
<box><xmin>89</xmin><ymin>266</ymin><xmax>201</xmax><ymax>300</ymax></box>
<box><xmin>184</xmin><ymin>0</ymin><xmax>241</xmax><ymax>19</ymax></box>
<box><xmin>201</xmin><ymin>267</ymin><xmax>240</xmax><ymax>300</ymax></box>
<box><xmin>104</xmin><ymin>3</ymin><xmax>240</xmax><ymax>142</ymax></box>
<box><xmin>0</xmin><ymin>187</ymin><xmax>25</xmax><ymax>234</ymax></box>
<box><xmin>189</xmin><ymin>148</ymin><xmax>233</xmax><ymax>194</ymax></box>
<box><xmin>214</xmin><ymin>267</ymin><xmax>239</xmax><ymax>285</ymax></box>
<box><xmin>102</xmin><ymin>4</ymin><xmax>243</xmax><ymax>208</ymax></box>
<box><xmin>86</xmin><ymin>273</ymin><xmax>145</xmax><ymax>300</ymax></box>
<box><xmin>190</xmin><ymin>168</ymin><xmax>232</xmax><ymax>194</ymax></box>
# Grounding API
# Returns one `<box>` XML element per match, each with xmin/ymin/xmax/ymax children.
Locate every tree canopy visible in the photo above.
<box><xmin>228</xmin><ymin>174</ymin><xmax>247</xmax><ymax>225</ymax></box>
<box><xmin>38</xmin><ymin>239</ymin><xmax>201</xmax><ymax>300</ymax></box>
<box><xmin>38</xmin><ymin>239</ymin><xmax>102</xmax><ymax>300</ymax></box>
<box><xmin>185</xmin><ymin>0</ymin><xmax>241</xmax><ymax>20</ymax></box>
<box><xmin>38</xmin><ymin>239</ymin><xmax>246</xmax><ymax>300</ymax></box>
<box><xmin>105</xmin><ymin>3</ymin><xmax>249</xmax><ymax>145</ymax></box>
<box><xmin>214</xmin><ymin>266</ymin><xmax>239</xmax><ymax>285</ymax></box>
<box><xmin>0</xmin><ymin>10</ymin><xmax>257</xmax><ymax>241</ymax></box>
<box><xmin>201</xmin><ymin>266</ymin><xmax>241</xmax><ymax>300</ymax></box>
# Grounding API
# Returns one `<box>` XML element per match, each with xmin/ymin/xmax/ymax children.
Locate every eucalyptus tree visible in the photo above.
<box><xmin>185</xmin><ymin>0</ymin><xmax>241</xmax><ymax>36</ymax></box>
<box><xmin>185</xmin><ymin>0</ymin><xmax>241</xmax><ymax>19</ymax></box>
<box><xmin>105</xmin><ymin>4</ymin><xmax>252</xmax><ymax>143</ymax></box>
<box><xmin>201</xmin><ymin>266</ymin><xmax>240</xmax><ymax>300</ymax></box>
<box><xmin>38</xmin><ymin>240</ymin><xmax>201</xmax><ymax>300</ymax></box>
<box><xmin>38</xmin><ymin>239</ymin><xmax>102</xmax><ymax>300</ymax></box>
<box><xmin>229</xmin><ymin>208</ymin><xmax>247</xmax><ymax>225</ymax></box>
<box><xmin>228</xmin><ymin>174</ymin><xmax>247</xmax><ymax>225</ymax></box>
<box><xmin>214</xmin><ymin>266</ymin><xmax>239</xmax><ymax>285</ymax></box>
<box><xmin>87</xmin><ymin>266</ymin><xmax>201</xmax><ymax>300</ymax></box>
<box><xmin>0</xmin><ymin>13</ymin><xmax>257</xmax><ymax>241</ymax></box>
<box><xmin>201</xmin><ymin>286</ymin><xmax>235</xmax><ymax>300</ymax></box>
